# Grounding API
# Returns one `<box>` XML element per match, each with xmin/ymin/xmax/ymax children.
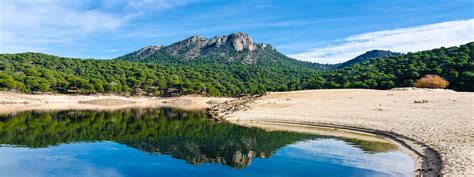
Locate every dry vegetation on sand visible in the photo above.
<box><xmin>415</xmin><ymin>74</ymin><xmax>449</xmax><ymax>89</ymax></box>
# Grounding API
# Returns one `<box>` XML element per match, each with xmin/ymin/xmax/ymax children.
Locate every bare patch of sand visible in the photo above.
<box><xmin>0</xmin><ymin>92</ymin><xmax>230</xmax><ymax>113</ymax></box>
<box><xmin>225</xmin><ymin>89</ymin><xmax>474</xmax><ymax>176</ymax></box>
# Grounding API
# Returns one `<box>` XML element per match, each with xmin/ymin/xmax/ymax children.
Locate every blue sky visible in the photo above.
<box><xmin>1</xmin><ymin>0</ymin><xmax>473</xmax><ymax>63</ymax></box>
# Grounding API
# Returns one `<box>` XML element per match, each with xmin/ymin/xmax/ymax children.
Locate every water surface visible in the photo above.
<box><xmin>0</xmin><ymin>108</ymin><xmax>414</xmax><ymax>177</ymax></box>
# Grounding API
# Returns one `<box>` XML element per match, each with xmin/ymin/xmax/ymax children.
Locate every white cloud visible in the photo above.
<box><xmin>0</xmin><ymin>0</ymin><xmax>192</xmax><ymax>53</ymax></box>
<box><xmin>0</xmin><ymin>0</ymin><xmax>128</xmax><ymax>53</ymax></box>
<box><xmin>288</xmin><ymin>19</ymin><xmax>474</xmax><ymax>64</ymax></box>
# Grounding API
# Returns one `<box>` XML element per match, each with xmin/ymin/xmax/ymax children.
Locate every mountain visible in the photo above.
<box><xmin>117</xmin><ymin>32</ymin><xmax>403</xmax><ymax>71</ymax></box>
<box><xmin>336</xmin><ymin>50</ymin><xmax>402</xmax><ymax>68</ymax></box>
<box><xmin>116</xmin><ymin>32</ymin><xmax>331</xmax><ymax>70</ymax></box>
<box><xmin>117</xmin><ymin>32</ymin><xmax>279</xmax><ymax>64</ymax></box>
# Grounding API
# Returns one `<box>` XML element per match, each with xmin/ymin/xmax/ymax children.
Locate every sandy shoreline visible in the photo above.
<box><xmin>0</xmin><ymin>91</ymin><xmax>230</xmax><ymax>114</ymax></box>
<box><xmin>224</xmin><ymin>89</ymin><xmax>474</xmax><ymax>176</ymax></box>
<box><xmin>232</xmin><ymin>120</ymin><xmax>440</xmax><ymax>176</ymax></box>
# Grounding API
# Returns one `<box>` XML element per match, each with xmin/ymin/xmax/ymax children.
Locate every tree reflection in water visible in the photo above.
<box><xmin>0</xmin><ymin>108</ymin><xmax>396</xmax><ymax>169</ymax></box>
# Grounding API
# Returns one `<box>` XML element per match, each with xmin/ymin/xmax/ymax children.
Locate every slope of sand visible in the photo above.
<box><xmin>0</xmin><ymin>91</ymin><xmax>230</xmax><ymax>113</ymax></box>
<box><xmin>224</xmin><ymin>89</ymin><xmax>474</xmax><ymax>176</ymax></box>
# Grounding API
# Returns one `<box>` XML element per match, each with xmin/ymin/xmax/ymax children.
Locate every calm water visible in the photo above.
<box><xmin>0</xmin><ymin>108</ymin><xmax>414</xmax><ymax>177</ymax></box>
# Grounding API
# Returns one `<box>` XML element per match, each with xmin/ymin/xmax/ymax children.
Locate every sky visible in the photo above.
<box><xmin>0</xmin><ymin>0</ymin><xmax>473</xmax><ymax>63</ymax></box>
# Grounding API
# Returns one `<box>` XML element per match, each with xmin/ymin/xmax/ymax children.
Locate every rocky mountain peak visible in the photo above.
<box><xmin>137</xmin><ymin>45</ymin><xmax>162</xmax><ymax>56</ymax></box>
<box><xmin>165</xmin><ymin>32</ymin><xmax>264</xmax><ymax>52</ymax></box>
<box><xmin>143</xmin><ymin>45</ymin><xmax>161</xmax><ymax>51</ymax></box>
<box><xmin>123</xmin><ymin>32</ymin><xmax>277</xmax><ymax>64</ymax></box>
<box><xmin>184</xmin><ymin>35</ymin><xmax>205</xmax><ymax>43</ymax></box>
<box><xmin>204</xmin><ymin>32</ymin><xmax>258</xmax><ymax>51</ymax></box>
<box><xmin>226</xmin><ymin>32</ymin><xmax>256</xmax><ymax>51</ymax></box>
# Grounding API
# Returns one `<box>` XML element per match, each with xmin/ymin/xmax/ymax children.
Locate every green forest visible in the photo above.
<box><xmin>322</xmin><ymin>42</ymin><xmax>474</xmax><ymax>91</ymax></box>
<box><xmin>0</xmin><ymin>53</ymin><xmax>318</xmax><ymax>96</ymax></box>
<box><xmin>0</xmin><ymin>42</ymin><xmax>472</xmax><ymax>96</ymax></box>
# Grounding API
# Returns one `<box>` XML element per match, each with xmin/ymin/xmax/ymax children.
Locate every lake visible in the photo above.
<box><xmin>0</xmin><ymin>108</ymin><xmax>414</xmax><ymax>177</ymax></box>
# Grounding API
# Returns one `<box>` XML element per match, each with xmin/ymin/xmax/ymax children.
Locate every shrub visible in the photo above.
<box><xmin>415</xmin><ymin>74</ymin><xmax>449</xmax><ymax>89</ymax></box>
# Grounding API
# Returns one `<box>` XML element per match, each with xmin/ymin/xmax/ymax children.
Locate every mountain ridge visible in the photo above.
<box><xmin>116</xmin><ymin>32</ymin><xmax>401</xmax><ymax>71</ymax></box>
<box><xmin>116</xmin><ymin>32</ymin><xmax>278</xmax><ymax>65</ymax></box>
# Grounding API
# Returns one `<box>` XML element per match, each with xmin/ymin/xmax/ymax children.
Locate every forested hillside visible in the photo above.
<box><xmin>0</xmin><ymin>42</ymin><xmax>472</xmax><ymax>96</ymax></box>
<box><xmin>321</xmin><ymin>42</ymin><xmax>474</xmax><ymax>91</ymax></box>
<box><xmin>0</xmin><ymin>52</ymin><xmax>320</xmax><ymax>96</ymax></box>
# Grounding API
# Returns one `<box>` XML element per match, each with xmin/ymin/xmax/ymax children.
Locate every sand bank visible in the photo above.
<box><xmin>0</xmin><ymin>91</ymin><xmax>230</xmax><ymax>113</ymax></box>
<box><xmin>224</xmin><ymin>89</ymin><xmax>474</xmax><ymax>176</ymax></box>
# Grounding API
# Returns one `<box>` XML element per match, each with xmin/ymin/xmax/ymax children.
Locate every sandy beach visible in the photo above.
<box><xmin>0</xmin><ymin>91</ymin><xmax>230</xmax><ymax>114</ymax></box>
<box><xmin>224</xmin><ymin>89</ymin><xmax>474</xmax><ymax>176</ymax></box>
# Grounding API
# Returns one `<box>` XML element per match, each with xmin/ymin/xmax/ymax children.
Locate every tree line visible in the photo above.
<box><xmin>0</xmin><ymin>52</ymin><xmax>319</xmax><ymax>96</ymax></box>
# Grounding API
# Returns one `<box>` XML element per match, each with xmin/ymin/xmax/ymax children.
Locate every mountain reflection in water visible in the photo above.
<box><xmin>0</xmin><ymin>108</ymin><xmax>398</xmax><ymax>170</ymax></box>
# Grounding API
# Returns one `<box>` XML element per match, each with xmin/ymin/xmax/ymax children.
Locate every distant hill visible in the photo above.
<box><xmin>336</xmin><ymin>50</ymin><xmax>402</xmax><ymax>68</ymax></box>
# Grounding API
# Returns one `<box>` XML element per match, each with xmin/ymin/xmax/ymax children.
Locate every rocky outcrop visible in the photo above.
<box><xmin>136</xmin><ymin>45</ymin><xmax>162</xmax><ymax>57</ymax></box>
<box><xmin>226</xmin><ymin>32</ymin><xmax>257</xmax><ymax>51</ymax></box>
<box><xmin>169</xmin><ymin>32</ymin><xmax>260</xmax><ymax>52</ymax></box>
<box><xmin>207</xmin><ymin>94</ymin><xmax>264</xmax><ymax>121</ymax></box>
